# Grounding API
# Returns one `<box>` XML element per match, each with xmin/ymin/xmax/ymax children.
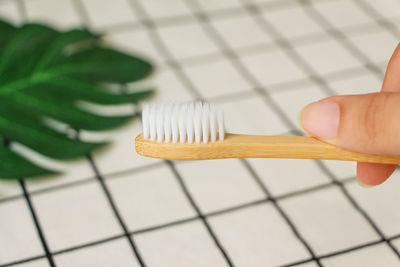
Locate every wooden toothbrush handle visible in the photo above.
<box><xmin>135</xmin><ymin>133</ymin><xmax>400</xmax><ymax>164</ymax></box>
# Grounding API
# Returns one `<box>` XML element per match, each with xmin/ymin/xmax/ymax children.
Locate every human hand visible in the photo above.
<box><xmin>300</xmin><ymin>43</ymin><xmax>400</xmax><ymax>187</ymax></box>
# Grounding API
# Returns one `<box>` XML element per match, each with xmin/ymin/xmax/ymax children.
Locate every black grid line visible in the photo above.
<box><xmin>166</xmin><ymin>160</ymin><xmax>235</xmax><ymax>266</ymax></box>
<box><xmin>352</xmin><ymin>0</ymin><xmax>400</xmax><ymax>39</ymax></box>
<box><xmin>3</xmin><ymin>175</ymin><xmax>399</xmax><ymax>267</ymax></box>
<box><xmin>86</xmin><ymin>155</ymin><xmax>146</xmax><ymax>266</ymax></box>
<box><xmin>2</xmin><ymin>0</ymin><xmax>400</xmax><ymax>266</ymax></box>
<box><xmin>244</xmin><ymin>0</ymin><xmax>400</xmax><ymax>260</ymax></box>
<box><xmin>19</xmin><ymin>180</ymin><xmax>55</xmax><ymax>267</ymax></box>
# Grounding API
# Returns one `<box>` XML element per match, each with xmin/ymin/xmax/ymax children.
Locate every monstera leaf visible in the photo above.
<box><xmin>0</xmin><ymin>20</ymin><xmax>154</xmax><ymax>179</ymax></box>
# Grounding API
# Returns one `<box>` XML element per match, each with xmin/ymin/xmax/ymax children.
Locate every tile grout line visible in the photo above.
<box><xmin>166</xmin><ymin>160</ymin><xmax>235</xmax><ymax>267</ymax></box>
<box><xmin>19</xmin><ymin>180</ymin><xmax>56</xmax><ymax>267</ymax></box>
<box><xmin>239</xmin><ymin>159</ymin><xmax>322</xmax><ymax>266</ymax></box>
<box><xmin>86</xmin><ymin>155</ymin><xmax>147</xmax><ymax>266</ymax></box>
<box><xmin>352</xmin><ymin>0</ymin><xmax>400</xmax><ymax>39</ymax></box>
<box><xmin>314</xmin><ymin>161</ymin><xmax>400</xmax><ymax>259</ymax></box>
<box><xmin>183</xmin><ymin>0</ymin><xmax>321</xmax><ymax>265</ymax></box>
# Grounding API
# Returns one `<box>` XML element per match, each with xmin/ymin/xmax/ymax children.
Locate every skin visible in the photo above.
<box><xmin>301</xmin><ymin>43</ymin><xmax>400</xmax><ymax>186</ymax></box>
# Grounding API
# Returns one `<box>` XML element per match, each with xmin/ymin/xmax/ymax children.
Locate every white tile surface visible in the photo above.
<box><xmin>393</xmin><ymin>239</ymin><xmax>400</xmax><ymax>254</ymax></box>
<box><xmin>249</xmin><ymin>158</ymin><xmax>330</xmax><ymax>196</ymax></box>
<box><xmin>106</xmin><ymin>166</ymin><xmax>196</xmax><ymax>231</ymax></box>
<box><xmin>135</xmin><ymin>220</ymin><xmax>229</xmax><ymax>267</ymax></box>
<box><xmin>364</xmin><ymin>0</ymin><xmax>400</xmax><ymax>19</ymax></box>
<box><xmin>345</xmin><ymin>171</ymin><xmax>400</xmax><ymax>237</ymax></box>
<box><xmin>209</xmin><ymin>203</ymin><xmax>311</xmax><ymax>266</ymax></box>
<box><xmin>24</xmin><ymin>0</ymin><xmax>81</xmax><ymax>28</ymax></box>
<box><xmin>139</xmin><ymin>0</ymin><xmax>192</xmax><ymax>19</ymax></box>
<box><xmin>264</xmin><ymin>4</ymin><xmax>324</xmax><ymax>39</ymax></box>
<box><xmin>219</xmin><ymin>96</ymin><xmax>290</xmax><ymax>135</ymax></box>
<box><xmin>269</xmin><ymin>84</ymin><xmax>329</xmax><ymax>131</ymax></box>
<box><xmin>294</xmin><ymin>37</ymin><xmax>362</xmax><ymax>75</ymax></box>
<box><xmin>184</xmin><ymin>58</ymin><xmax>252</xmax><ymax>99</ymax></box>
<box><xmin>279</xmin><ymin>187</ymin><xmax>380</xmax><ymax>255</ymax></box>
<box><xmin>0</xmin><ymin>0</ymin><xmax>22</xmax><ymax>24</ymax></box>
<box><xmin>312</xmin><ymin>0</ymin><xmax>373</xmax><ymax>28</ymax></box>
<box><xmin>347</xmin><ymin>31</ymin><xmax>399</xmax><ymax>64</ymax></box>
<box><xmin>320</xmin><ymin>160</ymin><xmax>356</xmax><ymax>181</ymax></box>
<box><xmin>32</xmin><ymin>182</ymin><xmax>122</xmax><ymax>251</ymax></box>
<box><xmin>321</xmin><ymin>243</ymin><xmax>400</xmax><ymax>267</ymax></box>
<box><xmin>0</xmin><ymin>180</ymin><xmax>22</xmax><ymax>200</ymax></box>
<box><xmin>106</xmin><ymin>28</ymin><xmax>162</xmax><ymax>66</ymax></box>
<box><xmin>176</xmin><ymin>159</ymin><xmax>265</xmax><ymax>213</ymax></box>
<box><xmin>55</xmin><ymin>239</ymin><xmax>141</xmax><ymax>267</ymax></box>
<box><xmin>327</xmin><ymin>72</ymin><xmax>382</xmax><ymax>95</ymax></box>
<box><xmin>241</xmin><ymin>48</ymin><xmax>307</xmax><ymax>87</ymax></box>
<box><xmin>197</xmin><ymin>0</ymin><xmax>241</xmax><ymax>11</ymax></box>
<box><xmin>13</xmin><ymin>259</ymin><xmax>50</xmax><ymax>267</ymax></box>
<box><xmin>0</xmin><ymin>199</ymin><xmax>44</xmax><ymax>265</ymax></box>
<box><xmin>81</xmin><ymin>0</ymin><xmax>138</xmax><ymax>28</ymax></box>
<box><xmin>212</xmin><ymin>13</ymin><xmax>273</xmax><ymax>50</ymax></box>
<box><xmin>158</xmin><ymin>21</ymin><xmax>220</xmax><ymax>60</ymax></box>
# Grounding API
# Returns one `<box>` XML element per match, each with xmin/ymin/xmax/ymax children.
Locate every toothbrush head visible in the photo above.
<box><xmin>142</xmin><ymin>102</ymin><xmax>224</xmax><ymax>144</ymax></box>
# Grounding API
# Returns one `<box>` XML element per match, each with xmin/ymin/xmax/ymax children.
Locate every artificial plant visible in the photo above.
<box><xmin>0</xmin><ymin>19</ymin><xmax>154</xmax><ymax>179</ymax></box>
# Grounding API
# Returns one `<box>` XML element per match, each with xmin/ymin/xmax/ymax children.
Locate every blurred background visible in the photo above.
<box><xmin>1</xmin><ymin>0</ymin><xmax>400</xmax><ymax>266</ymax></box>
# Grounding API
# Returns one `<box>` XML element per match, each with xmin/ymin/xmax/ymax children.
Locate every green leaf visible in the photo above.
<box><xmin>0</xmin><ymin>20</ymin><xmax>154</xmax><ymax>179</ymax></box>
<box><xmin>0</xmin><ymin>146</ymin><xmax>58</xmax><ymax>179</ymax></box>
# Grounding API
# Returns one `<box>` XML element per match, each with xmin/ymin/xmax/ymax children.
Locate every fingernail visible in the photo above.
<box><xmin>357</xmin><ymin>179</ymin><xmax>374</xmax><ymax>188</ymax></box>
<box><xmin>300</xmin><ymin>101</ymin><xmax>340</xmax><ymax>138</ymax></box>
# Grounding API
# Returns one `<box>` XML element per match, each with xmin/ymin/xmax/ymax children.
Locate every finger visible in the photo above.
<box><xmin>300</xmin><ymin>92</ymin><xmax>400</xmax><ymax>154</ymax></box>
<box><xmin>357</xmin><ymin>162</ymin><xmax>397</xmax><ymax>186</ymax></box>
<box><xmin>382</xmin><ymin>42</ymin><xmax>400</xmax><ymax>92</ymax></box>
<box><xmin>357</xmin><ymin>43</ymin><xmax>400</xmax><ymax>185</ymax></box>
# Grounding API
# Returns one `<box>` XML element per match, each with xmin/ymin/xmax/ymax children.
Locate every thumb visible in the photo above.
<box><xmin>300</xmin><ymin>92</ymin><xmax>400</xmax><ymax>156</ymax></box>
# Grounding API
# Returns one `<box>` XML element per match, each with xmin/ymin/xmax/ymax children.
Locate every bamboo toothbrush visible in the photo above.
<box><xmin>135</xmin><ymin>102</ymin><xmax>400</xmax><ymax>164</ymax></box>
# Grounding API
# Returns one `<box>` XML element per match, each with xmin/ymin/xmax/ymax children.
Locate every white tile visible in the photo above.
<box><xmin>345</xmin><ymin>171</ymin><xmax>400</xmax><ymax>237</ymax></box>
<box><xmin>136</xmin><ymin>220</ymin><xmax>228</xmax><ymax>267</ymax></box>
<box><xmin>197</xmin><ymin>0</ymin><xmax>241</xmax><ymax>11</ymax></box>
<box><xmin>0</xmin><ymin>180</ymin><xmax>22</xmax><ymax>200</ymax></box>
<box><xmin>320</xmin><ymin>160</ymin><xmax>356</xmax><ymax>181</ymax></box>
<box><xmin>140</xmin><ymin>0</ymin><xmax>192</xmax><ymax>19</ymax></box>
<box><xmin>55</xmin><ymin>238</ymin><xmax>140</xmax><ymax>267</ymax></box>
<box><xmin>393</xmin><ymin>238</ymin><xmax>400</xmax><ymax>253</ymax></box>
<box><xmin>347</xmin><ymin>31</ymin><xmax>399</xmax><ymax>64</ymax></box>
<box><xmin>241</xmin><ymin>49</ymin><xmax>307</xmax><ymax>87</ymax></box>
<box><xmin>364</xmin><ymin>0</ymin><xmax>400</xmax><ymax>19</ymax></box>
<box><xmin>269</xmin><ymin>84</ymin><xmax>329</xmax><ymax>131</ymax></box>
<box><xmin>106</xmin><ymin>28</ymin><xmax>162</xmax><ymax>66</ymax></box>
<box><xmin>279</xmin><ymin>187</ymin><xmax>380</xmax><ymax>255</ymax></box>
<box><xmin>249</xmin><ymin>158</ymin><xmax>330</xmax><ymax>196</ymax></box>
<box><xmin>209</xmin><ymin>203</ymin><xmax>310</xmax><ymax>266</ymax></box>
<box><xmin>93</xmin><ymin>122</ymin><xmax>161</xmax><ymax>176</ymax></box>
<box><xmin>264</xmin><ymin>4</ymin><xmax>324</xmax><ymax>39</ymax></box>
<box><xmin>294</xmin><ymin>38</ymin><xmax>362</xmax><ymax>75</ymax></box>
<box><xmin>13</xmin><ymin>259</ymin><xmax>50</xmax><ymax>267</ymax></box>
<box><xmin>176</xmin><ymin>159</ymin><xmax>265</xmax><ymax>213</ymax></box>
<box><xmin>106</xmin><ymin>166</ymin><xmax>196</xmax><ymax>231</ymax></box>
<box><xmin>313</xmin><ymin>0</ymin><xmax>373</xmax><ymax>28</ymax></box>
<box><xmin>184</xmin><ymin>59</ymin><xmax>251</xmax><ymax>99</ymax></box>
<box><xmin>219</xmin><ymin>96</ymin><xmax>290</xmax><ymax>135</ymax></box>
<box><xmin>295</xmin><ymin>262</ymin><xmax>320</xmax><ymax>267</ymax></box>
<box><xmin>0</xmin><ymin>199</ymin><xmax>44</xmax><ymax>265</ymax></box>
<box><xmin>25</xmin><ymin>158</ymin><xmax>95</xmax><ymax>193</ymax></box>
<box><xmin>32</xmin><ymin>182</ymin><xmax>122</xmax><ymax>251</ymax></box>
<box><xmin>0</xmin><ymin>0</ymin><xmax>22</xmax><ymax>25</ymax></box>
<box><xmin>327</xmin><ymin>73</ymin><xmax>381</xmax><ymax>95</ymax></box>
<box><xmin>24</xmin><ymin>0</ymin><xmax>81</xmax><ymax>28</ymax></box>
<box><xmin>81</xmin><ymin>0</ymin><xmax>138</xmax><ymax>28</ymax></box>
<box><xmin>157</xmin><ymin>22</ymin><xmax>220</xmax><ymax>60</ymax></box>
<box><xmin>212</xmin><ymin>13</ymin><xmax>273</xmax><ymax>50</ymax></box>
<box><xmin>321</xmin><ymin>243</ymin><xmax>400</xmax><ymax>267</ymax></box>
<box><xmin>150</xmin><ymin>69</ymin><xmax>195</xmax><ymax>102</ymax></box>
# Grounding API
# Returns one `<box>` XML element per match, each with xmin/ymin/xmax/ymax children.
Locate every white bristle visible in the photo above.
<box><xmin>142</xmin><ymin>102</ymin><xmax>225</xmax><ymax>144</ymax></box>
